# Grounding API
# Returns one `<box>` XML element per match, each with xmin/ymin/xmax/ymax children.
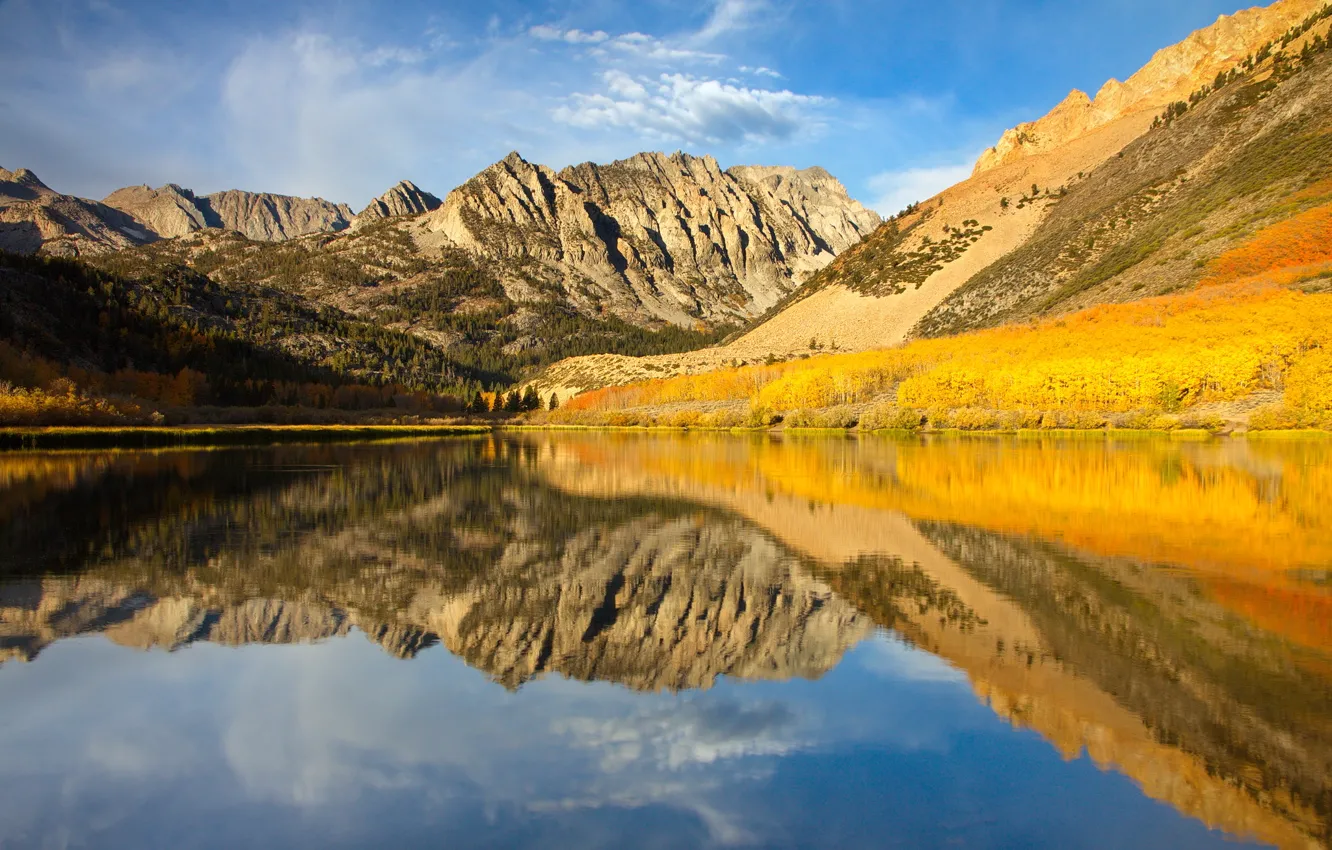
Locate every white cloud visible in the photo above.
<box><xmin>529</xmin><ymin>25</ymin><xmax>609</xmax><ymax>45</ymax></box>
<box><xmin>739</xmin><ymin>65</ymin><xmax>783</xmax><ymax>79</ymax></box>
<box><xmin>554</xmin><ymin>72</ymin><xmax>825</xmax><ymax>146</ymax></box>
<box><xmin>604</xmin><ymin>32</ymin><xmax>724</xmax><ymax>65</ymax></box>
<box><xmin>866</xmin><ymin>162</ymin><xmax>973</xmax><ymax>216</ymax></box>
<box><xmin>556</xmin><ymin>700</ymin><xmax>802</xmax><ymax>773</ymax></box>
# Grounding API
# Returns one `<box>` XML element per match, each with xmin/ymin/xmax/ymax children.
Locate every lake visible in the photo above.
<box><xmin>0</xmin><ymin>433</ymin><xmax>1329</xmax><ymax>849</ymax></box>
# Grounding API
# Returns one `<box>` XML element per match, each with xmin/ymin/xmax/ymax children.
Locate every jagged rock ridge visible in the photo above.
<box><xmin>356</xmin><ymin>179</ymin><xmax>442</xmax><ymax>222</ymax></box>
<box><xmin>105</xmin><ymin>183</ymin><xmax>354</xmax><ymax>241</ymax></box>
<box><xmin>974</xmin><ymin>0</ymin><xmax>1325</xmax><ymax>174</ymax></box>
<box><xmin>415</xmin><ymin>150</ymin><xmax>881</xmax><ymax>326</ymax></box>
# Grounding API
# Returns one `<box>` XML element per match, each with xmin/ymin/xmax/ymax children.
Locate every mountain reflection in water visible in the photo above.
<box><xmin>0</xmin><ymin>435</ymin><xmax>1328</xmax><ymax>849</ymax></box>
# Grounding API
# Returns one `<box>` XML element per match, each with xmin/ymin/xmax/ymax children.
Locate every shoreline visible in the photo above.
<box><xmin>0</xmin><ymin>424</ymin><xmax>490</xmax><ymax>451</ymax></box>
<box><xmin>2</xmin><ymin>422</ymin><xmax>1329</xmax><ymax>451</ymax></box>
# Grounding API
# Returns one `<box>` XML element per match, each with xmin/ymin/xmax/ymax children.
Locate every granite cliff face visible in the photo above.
<box><xmin>355</xmin><ymin>179</ymin><xmax>442</xmax><ymax>223</ymax></box>
<box><xmin>201</xmin><ymin>189</ymin><xmax>354</xmax><ymax>240</ymax></box>
<box><xmin>101</xmin><ymin>183</ymin><xmax>211</xmax><ymax>239</ymax></box>
<box><xmin>0</xmin><ymin>167</ymin><xmax>152</xmax><ymax>256</ymax></box>
<box><xmin>415</xmin><ymin>151</ymin><xmax>881</xmax><ymax>326</ymax></box>
<box><xmin>104</xmin><ymin>183</ymin><xmax>354</xmax><ymax>241</ymax></box>
<box><xmin>973</xmin><ymin>0</ymin><xmax>1324</xmax><ymax>174</ymax></box>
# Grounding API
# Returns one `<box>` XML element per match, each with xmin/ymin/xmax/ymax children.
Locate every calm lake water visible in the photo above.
<box><xmin>0</xmin><ymin>433</ymin><xmax>1329</xmax><ymax>849</ymax></box>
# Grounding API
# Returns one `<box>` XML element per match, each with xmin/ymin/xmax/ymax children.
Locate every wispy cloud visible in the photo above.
<box><xmin>695</xmin><ymin>0</ymin><xmax>770</xmax><ymax>43</ymax></box>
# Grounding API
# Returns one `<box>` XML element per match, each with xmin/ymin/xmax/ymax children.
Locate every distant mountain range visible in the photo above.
<box><xmin>0</xmin><ymin>151</ymin><xmax>879</xmax><ymax>331</ymax></box>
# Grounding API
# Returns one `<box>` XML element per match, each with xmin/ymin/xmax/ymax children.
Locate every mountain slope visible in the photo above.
<box><xmin>974</xmin><ymin>0</ymin><xmax>1325</xmax><ymax>174</ymax></box>
<box><xmin>533</xmin><ymin>0</ymin><xmax>1332</xmax><ymax>397</ymax></box>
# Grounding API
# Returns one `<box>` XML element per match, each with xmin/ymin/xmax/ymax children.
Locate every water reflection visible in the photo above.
<box><xmin>0</xmin><ymin>435</ymin><xmax>1328</xmax><ymax>848</ymax></box>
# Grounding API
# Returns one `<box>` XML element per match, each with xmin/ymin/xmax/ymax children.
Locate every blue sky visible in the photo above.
<box><xmin>0</xmin><ymin>0</ymin><xmax>1265</xmax><ymax>214</ymax></box>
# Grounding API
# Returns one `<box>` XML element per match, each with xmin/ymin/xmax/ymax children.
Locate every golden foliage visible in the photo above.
<box><xmin>557</xmin><ymin>284</ymin><xmax>1332</xmax><ymax>422</ymax></box>
<box><xmin>1286</xmin><ymin>348</ymin><xmax>1332</xmax><ymax>413</ymax></box>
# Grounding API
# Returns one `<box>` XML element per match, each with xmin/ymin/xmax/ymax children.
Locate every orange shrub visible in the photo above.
<box><xmin>1202</xmin><ymin>202</ymin><xmax>1332</xmax><ymax>286</ymax></box>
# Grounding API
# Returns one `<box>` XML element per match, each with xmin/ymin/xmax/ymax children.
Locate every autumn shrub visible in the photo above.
<box><xmin>1249</xmin><ymin>404</ymin><xmax>1301</xmax><ymax>430</ymax></box>
<box><xmin>0</xmin><ymin>383</ymin><xmax>136</xmax><ymax>426</ymax></box>
<box><xmin>697</xmin><ymin>409</ymin><xmax>747</xmax><ymax>428</ymax></box>
<box><xmin>556</xmin><ymin>285</ymin><xmax>1332</xmax><ymax>430</ymax></box>
<box><xmin>784</xmin><ymin>406</ymin><xmax>860</xmax><ymax>429</ymax></box>
<box><xmin>1202</xmin><ymin>202</ymin><xmax>1332</xmax><ymax>286</ymax></box>
<box><xmin>1286</xmin><ymin>347</ymin><xmax>1332</xmax><ymax>413</ymax></box>
<box><xmin>665</xmin><ymin>409</ymin><xmax>703</xmax><ymax>429</ymax></box>
<box><xmin>856</xmin><ymin>404</ymin><xmax>920</xmax><ymax>431</ymax></box>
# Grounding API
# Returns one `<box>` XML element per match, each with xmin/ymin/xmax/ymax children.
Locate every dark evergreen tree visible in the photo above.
<box><xmin>520</xmin><ymin>385</ymin><xmax>540</xmax><ymax>411</ymax></box>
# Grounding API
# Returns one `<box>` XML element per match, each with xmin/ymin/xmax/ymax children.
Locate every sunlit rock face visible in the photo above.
<box><xmin>416</xmin><ymin>151</ymin><xmax>881</xmax><ymax>327</ymax></box>
<box><xmin>354</xmin><ymin>180</ymin><xmax>442</xmax><ymax>223</ymax></box>
<box><xmin>102</xmin><ymin>184</ymin><xmax>355</xmax><ymax>242</ymax></box>
<box><xmin>973</xmin><ymin>0</ymin><xmax>1326</xmax><ymax>174</ymax></box>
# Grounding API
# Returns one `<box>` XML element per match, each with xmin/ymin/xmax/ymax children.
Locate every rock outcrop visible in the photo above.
<box><xmin>355</xmin><ymin>179</ymin><xmax>442</xmax><ymax>223</ymax></box>
<box><xmin>415</xmin><ymin>151</ymin><xmax>881</xmax><ymax>326</ymax></box>
<box><xmin>974</xmin><ymin>0</ymin><xmax>1325</xmax><ymax>174</ymax></box>
<box><xmin>0</xmin><ymin>167</ymin><xmax>153</xmax><ymax>256</ymax></box>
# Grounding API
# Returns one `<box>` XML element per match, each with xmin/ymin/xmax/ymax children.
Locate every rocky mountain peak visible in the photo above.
<box><xmin>416</xmin><ymin>150</ymin><xmax>880</xmax><ymax>327</ymax></box>
<box><xmin>355</xmin><ymin>179</ymin><xmax>442</xmax><ymax>223</ymax></box>
<box><xmin>974</xmin><ymin>0</ymin><xmax>1326</xmax><ymax>174</ymax></box>
<box><xmin>2</xmin><ymin>168</ymin><xmax>50</xmax><ymax>191</ymax></box>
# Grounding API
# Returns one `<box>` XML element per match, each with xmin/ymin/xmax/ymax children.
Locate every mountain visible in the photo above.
<box><xmin>104</xmin><ymin>183</ymin><xmax>354</xmax><ymax>241</ymax></box>
<box><xmin>0</xmin><ymin>151</ymin><xmax>879</xmax><ymax>417</ymax></box>
<box><xmin>355</xmin><ymin>179</ymin><xmax>442</xmax><ymax>222</ymax></box>
<box><xmin>412</xmin><ymin>151</ymin><xmax>880</xmax><ymax>327</ymax></box>
<box><xmin>532</xmin><ymin>0</ymin><xmax>1332</xmax><ymax>398</ymax></box>
<box><xmin>0</xmin><ymin>167</ymin><xmax>152</xmax><ymax>256</ymax></box>
<box><xmin>974</xmin><ymin>0</ymin><xmax>1325</xmax><ymax>174</ymax></box>
<box><xmin>0</xmin><ymin>171</ymin><xmax>357</xmax><ymax>254</ymax></box>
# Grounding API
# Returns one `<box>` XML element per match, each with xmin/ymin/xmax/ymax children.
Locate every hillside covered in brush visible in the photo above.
<box><xmin>532</xmin><ymin>0</ymin><xmax>1332</xmax><ymax>408</ymax></box>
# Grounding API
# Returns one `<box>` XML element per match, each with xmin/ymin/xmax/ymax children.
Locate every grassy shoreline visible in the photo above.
<box><xmin>3</xmin><ymin>422</ymin><xmax>1329</xmax><ymax>451</ymax></box>
<box><xmin>0</xmin><ymin>424</ymin><xmax>491</xmax><ymax>451</ymax></box>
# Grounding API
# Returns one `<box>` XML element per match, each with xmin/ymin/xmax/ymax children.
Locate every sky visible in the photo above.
<box><xmin>0</xmin><ymin>0</ymin><xmax>1267</xmax><ymax>215</ymax></box>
